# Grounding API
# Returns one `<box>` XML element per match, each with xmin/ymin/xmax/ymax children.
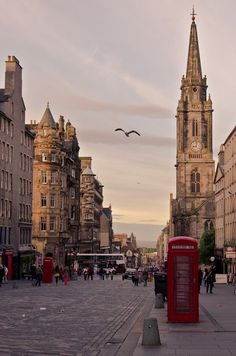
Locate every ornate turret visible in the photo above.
<box><xmin>38</xmin><ymin>102</ymin><xmax>56</xmax><ymax>129</ymax></box>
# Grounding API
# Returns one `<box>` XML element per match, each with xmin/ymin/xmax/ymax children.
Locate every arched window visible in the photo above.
<box><xmin>204</xmin><ymin>220</ymin><xmax>213</xmax><ymax>231</ymax></box>
<box><xmin>191</xmin><ymin>170</ymin><xmax>200</xmax><ymax>193</ymax></box>
<box><xmin>192</xmin><ymin>120</ymin><xmax>198</xmax><ymax>136</ymax></box>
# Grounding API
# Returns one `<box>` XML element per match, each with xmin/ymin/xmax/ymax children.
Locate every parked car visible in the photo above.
<box><xmin>122</xmin><ymin>268</ymin><xmax>136</xmax><ymax>280</ymax></box>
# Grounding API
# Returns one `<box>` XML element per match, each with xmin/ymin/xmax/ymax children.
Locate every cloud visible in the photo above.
<box><xmin>78</xmin><ymin>128</ymin><xmax>175</xmax><ymax>147</ymax></box>
<box><xmin>66</xmin><ymin>95</ymin><xmax>173</xmax><ymax>119</ymax></box>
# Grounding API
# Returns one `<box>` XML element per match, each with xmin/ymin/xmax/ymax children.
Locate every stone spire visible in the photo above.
<box><xmin>38</xmin><ymin>102</ymin><xmax>56</xmax><ymax>129</ymax></box>
<box><xmin>186</xmin><ymin>8</ymin><xmax>202</xmax><ymax>83</ymax></box>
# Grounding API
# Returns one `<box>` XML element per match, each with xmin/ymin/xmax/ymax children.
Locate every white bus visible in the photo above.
<box><xmin>76</xmin><ymin>253</ymin><xmax>126</xmax><ymax>273</ymax></box>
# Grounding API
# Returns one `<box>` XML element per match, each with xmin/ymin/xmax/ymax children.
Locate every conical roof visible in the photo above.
<box><xmin>186</xmin><ymin>13</ymin><xmax>202</xmax><ymax>83</ymax></box>
<box><xmin>38</xmin><ymin>103</ymin><xmax>56</xmax><ymax>129</ymax></box>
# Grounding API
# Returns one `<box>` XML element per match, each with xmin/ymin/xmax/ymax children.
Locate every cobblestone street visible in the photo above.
<box><xmin>0</xmin><ymin>276</ymin><xmax>154</xmax><ymax>355</ymax></box>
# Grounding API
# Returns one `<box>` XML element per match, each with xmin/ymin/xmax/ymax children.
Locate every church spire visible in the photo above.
<box><xmin>186</xmin><ymin>8</ymin><xmax>202</xmax><ymax>83</ymax></box>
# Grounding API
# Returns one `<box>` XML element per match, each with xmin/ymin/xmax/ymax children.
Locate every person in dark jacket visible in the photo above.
<box><xmin>206</xmin><ymin>268</ymin><xmax>214</xmax><ymax>294</ymax></box>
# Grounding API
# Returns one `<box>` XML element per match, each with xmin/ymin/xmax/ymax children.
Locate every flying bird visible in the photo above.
<box><xmin>115</xmin><ymin>128</ymin><xmax>140</xmax><ymax>137</ymax></box>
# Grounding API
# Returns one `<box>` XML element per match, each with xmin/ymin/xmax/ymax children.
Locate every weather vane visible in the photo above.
<box><xmin>191</xmin><ymin>6</ymin><xmax>196</xmax><ymax>22</ymax></box>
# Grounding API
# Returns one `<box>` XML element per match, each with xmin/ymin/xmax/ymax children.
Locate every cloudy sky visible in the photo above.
<box><xmin>0</xmin><ymin>0</ymin><xmax>235</xmax><ymax>245</ymax></box>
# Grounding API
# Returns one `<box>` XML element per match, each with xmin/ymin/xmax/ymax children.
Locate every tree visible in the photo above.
<box><xmin>199</xmin><ymin>229</ymin><xmax>215</xmax><ymax>264</ymax></box>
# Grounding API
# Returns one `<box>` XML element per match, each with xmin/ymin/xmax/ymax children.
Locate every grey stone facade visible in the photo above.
<box><xmin>0</xmin><ymin>56</ymin><xmax>34</xmax><ymax>278</ymax></box>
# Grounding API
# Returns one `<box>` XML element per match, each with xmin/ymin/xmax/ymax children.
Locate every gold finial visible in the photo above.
<box><xmin>191</xmin><ymin>6</ymin><xmax>196</xmax><ymax>22</ymax></box>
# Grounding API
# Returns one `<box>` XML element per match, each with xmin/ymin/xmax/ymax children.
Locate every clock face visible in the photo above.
<box><xmin>191</xmin><ymin>141</ymin><xmax>202</xmax><ymax>152</ymax></box>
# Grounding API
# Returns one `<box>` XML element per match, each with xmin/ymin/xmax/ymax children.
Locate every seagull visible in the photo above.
<box><xmin>115</xmin><ymin>128</ymin><xmax>140</xmax><ymax>137</ymax></box>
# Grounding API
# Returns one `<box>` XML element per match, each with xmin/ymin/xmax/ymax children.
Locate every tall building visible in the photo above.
<box><xmin>171</xmin><ymin>13</ymin><xmax>215</xmax><ymax>240</ymax></box>
<box><xmin>80</xmin><ymin>157</ymin><xmax>103</xmax><ymax>253</ymax></box>
<box><xmin>215</xmin><ymin>127</ymin><xmax>236</xmax><ymax>273</ymax></box>
<box><xmin>0</xmin><ymin>56</ymin><xmax>34</xmax><ymax>278</ymax></box>
<box><xmin>27</xmin><ymin>108</ymin><xmax>80</xmax><ymax>265</ymax></box>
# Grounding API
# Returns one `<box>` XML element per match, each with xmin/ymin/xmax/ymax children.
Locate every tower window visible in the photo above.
<box><xmin>191</xmin><ymin>170</ymin><xmax>200</xmax><ymax>193</ymax></box>
<box><xmin>41</xmin><ymin>193</ymin><xmax>47</xmax><ymax>207</ymax></box>
<box><xmin>192</xmin><ymin>120</ymin><xmax>198</xmax><ymax>136</ymax></box>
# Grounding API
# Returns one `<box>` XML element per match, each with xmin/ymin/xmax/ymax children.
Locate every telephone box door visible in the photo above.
<box><xmin>168</xmin><ymin>237</ymin><xmax>198</xmax><ymax>323</ymax></box>
<box><xmin>43</xmin><ymin>257</ymin><xmax>53</xmax><ymax>283</ymax></box>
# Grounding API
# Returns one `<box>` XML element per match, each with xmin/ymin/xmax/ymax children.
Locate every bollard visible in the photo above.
<box><xmin>142</xmin><ymin>318</ymin><xmax>161</xmax><ymax>346</ymax></box>
<box><xmin>155</xmin><ymin>293</ymin><xmax>164</xmax><ymax>308</ymax></box>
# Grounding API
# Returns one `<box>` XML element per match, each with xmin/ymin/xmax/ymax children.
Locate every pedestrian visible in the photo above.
<box><xmin>134</xmin><ymin>269</ymin><xmax>139</xmax><ymax>286</ymax></box>
<box><xmin>228</xmin><ymin>272</ymin><xmax>233</xmax><ymax>285</ymax></box>
<box><xmin>0</xmin><ymin>264</ymin><xmax>4</xmax><ymax>287</ymax></box>
<box><xmin>203</xmin><ymin>267</ymin><xmax>208</xmax><ymax>286</ymax></box>
<box><xmin>63</xmin><ymin>268</ymin><xmax>69</xmax><ymax>285</ymax></box>
<box><xmin>99</xmin><ymin>267</ymin><xmax>105</xmax><ymax>280</ymax></box>
<box><xmin>54</xmin><ymin>265</ymin><xmax>60</xmax><ymax>285</ymax></box>
<box><xmin>105</xmin><ymin>268</ymin><xmax>110</xmax><ymax>279</ymax></box>
<box><xmin>143</xmin><ymin>269</ymin><xmax>148</xmax><ymax>287</ymax></box>
<box><xmin>206</xmin><ymin>268</ymin><xmax>214</xmax><ymax>294</ymax></box>
<box><xmin>35</xmin><ymin>266</ymin><xmax>43</xmax><ymax>286</ymax></box>
<box><xmin>198</xmin><ymin>267</ymin><xmax>203</xmax><ymax>293</ymax></box>
<box><xmin>3</xmin><ymin>265</ymin><xmax>8</xmax><ymax>284</ymax></box>
<box><xmin>88</xmin><ymin>266</ymin><xmax>94</xmax><ymax>280</ymax></box>
<box><xmin>30</xmin><ymin>263</ymin><xmax>37</xmax><ymax>286</ymax></box>
<box><xmin>83</xmin><ymin>267</ymin><xmax>88</xmax><ymax>280</ymax></box>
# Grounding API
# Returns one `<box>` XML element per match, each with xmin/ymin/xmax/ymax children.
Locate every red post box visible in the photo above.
<box><xmin>167</xmin><ymin>236</ymin><xmax>198</xmax><ymax>323</ymax></box>
<box><xmin>43</xmin><ymin>257</ymin><xmax>53</xmax><ymax>283</ymax></box>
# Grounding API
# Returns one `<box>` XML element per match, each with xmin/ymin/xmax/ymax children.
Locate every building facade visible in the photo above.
<box><xmin>27</xmin><ymin>107</ymin><xmax>80</xmax><ymax>265</ymax></box>
<box><xmin>80</xmin><ymin>157</ymin><xmax>103</xmax><ymax>253</ymax></box>
<box><xmin>171</xmin><ymin>14</ymin><xmax>215</xmax><ymax>240</ymax></box>
<box><xmin>215</xmin><ymin>127</ymin><xmax>236</xmax><ymax>273</ymax></box>
<box><xmin>100</xmin><ymin>206</ymin><xmax>113</xmax><ymax>253</ymax></box>
<box><xmin>0</xmin><ymin>56</ymin><xmax>34</xmax><ymax>278</ymax></box>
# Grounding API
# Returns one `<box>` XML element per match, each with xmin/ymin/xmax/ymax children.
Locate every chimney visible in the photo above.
<box><xmin>59</xmin><ymin>115</ymin><xmax>65</xmax><ymax>132</ymax></box>
<box><xmin>5</xmin><ymin>55</ymin><xmax>22</xmax><ymax>95</ymax></box>
<box><xmin>218</xmin><ymin>144</ymin><xmax>225</xmax><ymax>166</ymax></box>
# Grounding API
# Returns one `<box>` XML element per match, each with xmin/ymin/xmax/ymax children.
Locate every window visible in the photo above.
<box><xmin>204</xmin><ymin>220</ymin><xmax>213</xmax><ymax>231</ymax></box>
<box><xmin>51</xmin><ymin>171</ymin><xmax>57</xmax><ymax>184</ymax></box>
<box><xmin>61</xmin><ymin>196</ymin><xmax>64</xmax><ymax>209</ymax></box>
<box><xmin>71</xmin><ymin>168</ymin><xmax>76</xmax><ymax>178</ymax></box>
<box><xmin>1</xmin><ymin>170</ymin><xmax>4</xmax><ymax>189</ymax></box>
<box><xmin>9</xmin><ymin>174</ymin><xmax>12</xmax><ymax>191</ymax></box>
<box><xmin>41</xmin><ymin>193</ymin><xmax>47</xmax><ymax>207</ymax></box>
<box><xmin>59</xmin><ymin>219</ymin><xmax>64</xmax><ymax>232</ymax></box>
<box><xmin>40</xmin><ymin>217</ymin><xmax>47</xmax><ymax>231</ymax></box>
<box><xmin>191</xmin><ymin>170</ymin><xmax>200</xmax><ymax>193</ymax></box>
<box><xmin>41</xmin><ymin>171</ymin><xmax>47</xmax><ymax>184</ymax></box>
<box><xmin>71</xmin><ymin>187</ymin><xmax>75</xmax><ymax>199</ymax></box>
<box><xmin>2</xmin><ymin>142</ymin><xmax>5</xmax><ymax>160</ymax></box>
<box><xmin>9</xmin><ymin>201</ymin><xmax>12</xmax><ymax>218</ymax></box>
<box><xmin>71</xmin><ymin>205</ymin><xmax>76</xmax><ymax>220</ymax></box>
<box><xmin>42</xmin><ymin>153</ymin><xmax>47</xmax><ymax>161</ymax></box>
<box><xmin>49</xmin><ymin>216</ymin><xmax>56</xmax><ymax>231</ymax></box>
<box><xmin>192</xmin><ymin>120</ymin><xmax>198</xmax><ymax>137</ymax></box>
<box><xmin>51</xmin><ymin>153</ymin><xmax>56</xmax><ymax>162</ymax></box>
<box><xmin>50</xmin><ymin>194</ymin><xmax>55</xmax><ymax>208</ymax></box>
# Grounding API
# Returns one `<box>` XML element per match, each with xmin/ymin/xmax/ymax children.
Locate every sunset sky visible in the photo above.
<box><xmin>0</xmin><ymin>0</ymin><xmax>235</xmax><ymax>245</ymax></box>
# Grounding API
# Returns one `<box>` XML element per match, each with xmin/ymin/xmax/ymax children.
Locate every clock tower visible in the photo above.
<box><xmin>171</xmin><ymin>11</ymin><xmax>215</xmax><ymax>239</ymax></box>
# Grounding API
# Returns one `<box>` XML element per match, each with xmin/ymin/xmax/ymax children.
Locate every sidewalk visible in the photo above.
<box><xmin>132</xmin><ymin>284</ymin><xmax>236</xmax><ymax>356</ymax></box>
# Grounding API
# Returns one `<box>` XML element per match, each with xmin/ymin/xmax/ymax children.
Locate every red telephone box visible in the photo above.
<box><xmin>167</xmin><ymin>237</ymin><xmax>198</xmax><ymax>323</ymax></box>
<box><xmin>43</xmin><ymin>257</ymin><xmax>53</xmax><ymax>283</ymax></box>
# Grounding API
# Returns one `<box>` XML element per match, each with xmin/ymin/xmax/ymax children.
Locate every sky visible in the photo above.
<box><xmin>0</xmin><ymin>0</ymin><xmax>235</xmax><ymax>246</ymax></box>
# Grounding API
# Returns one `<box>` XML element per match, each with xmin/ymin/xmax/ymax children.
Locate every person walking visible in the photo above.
<box><xmin>54</xmin><ymin>265</ymin><xmax>60</xmax><ymax>285</ymax></box>
<box><xmin>143</xmin><ymin>269</ymin><xmax>148</xmax><ymax>287</ymax></box>
<box><xmin>30</xmin><ymin>263</ymin><xmax>37</xmax><ymax>286</ymax></box>
<box><xmin>206</xmin><ymin>268</ymin><xmax>214</xmax><ymax>294</ymax></box>
<box><xmin>134</xmin><ymin>269</ymin><xmax>139</xmax><ymax>286</ymax></box>
<box><xmin>35</xmin><ymin>266</ymin><xmax>43</xmax><ymax>287</ymax></box>
<box><xmin>3</xmin><ymin>265</ymin><xmax>8</xmax><ymax>284</ymax></box>
<box><xmin>0</xmin><ymin>264</ymin><xmax>4</xmax><ymax>287</ymax></box>
<box><xmin>63</xmin><ymin>267</ymin><xmax>69</xmax><ymax>286</ymax></box>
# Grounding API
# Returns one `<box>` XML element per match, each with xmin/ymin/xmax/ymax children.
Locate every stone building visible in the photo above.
<box><xmin>100</xmin><ymin>206</ymin><xmax>113</xmax><ymax>253</ymax></box>
<box><xmin>0</xmin><ymin>56</ymin><xmax>34</xmax><ymax>278</ymax></box>
<box><xmin>27</xmin><ymin>107</ymin><xmax>80</xmax><ymax>265</ymax></box>
<box><xmin>215</xmin><ymin>127</ymin><xmax>236</xmax><ymax>273</ymax></box>
<box><xmin>80</xmin><ymin>157</ymin><xmax>103</xmax><ymax>253</ymax></box>
<box><xmin>170</xmin><ymin>14</ymin><xmax>215</xmax><ymax>240</ymax></box>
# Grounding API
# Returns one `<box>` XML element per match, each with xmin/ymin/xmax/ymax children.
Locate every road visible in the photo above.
<box><xmin>0</xmin><ymin>276</ymin><xmax>153</xmax><ymax>355</ymax></box>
